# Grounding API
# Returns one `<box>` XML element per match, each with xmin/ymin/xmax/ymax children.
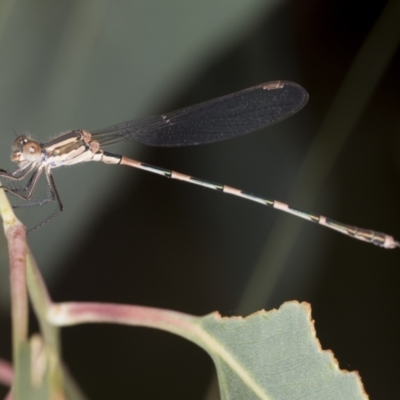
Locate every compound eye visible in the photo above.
<box><xmin>22</xmin><ymin>141</ymin><xmax>42</xmax><ymax>161</ymax></box>
<box><xmin>13</xmin><ymin>135</ymin><xmax>29</xmax><ymax>150</ymax></box>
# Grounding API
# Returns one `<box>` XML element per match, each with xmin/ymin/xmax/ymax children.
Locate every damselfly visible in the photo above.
<box><xmin>0</xmin><ymin>81</ymin><xmax>398</xmax><ymax>248</ymax></box>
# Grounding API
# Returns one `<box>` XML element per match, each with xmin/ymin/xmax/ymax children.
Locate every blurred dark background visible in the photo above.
<box><xmin>0</xmin><ymin>0</ymin><xmax>399</xmax><ymax>399</ymax></box>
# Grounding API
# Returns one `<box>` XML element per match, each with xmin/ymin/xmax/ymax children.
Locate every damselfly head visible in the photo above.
<box><xmin>11</xmin><ymin>135</ymin><xmax>42</xmax><ymax>163</ymax></box>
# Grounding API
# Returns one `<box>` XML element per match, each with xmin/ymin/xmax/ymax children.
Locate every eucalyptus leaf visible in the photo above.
<box><xmin>193</xmin><ymin>302</ymin><xmax>366</xmax><ymax>400</ymax></box>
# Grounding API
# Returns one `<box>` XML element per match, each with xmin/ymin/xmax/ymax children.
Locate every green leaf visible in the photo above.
<box><xmin>195</xmin><ymin>302</ymin><xmax>366</xmax><ymax>400</ymax></box>
<box><xmin>45</xmin><ymin>300</ymin><xmax>368</xmax><ymax>399</ymax></box>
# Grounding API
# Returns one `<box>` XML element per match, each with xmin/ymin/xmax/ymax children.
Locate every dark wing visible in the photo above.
<box><xmin>91</xmin><ymin>81</ymin><xmax>308</xmax><ymax>148</ymax></box>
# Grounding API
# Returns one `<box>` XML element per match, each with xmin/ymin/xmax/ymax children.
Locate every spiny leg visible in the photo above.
<box><xmin>0</xmin><ymin>168</ymin><xmax>43</xmax><ymax>201</ymax></box>
<box><xmin>1</xmin><ymin>166</ymin><xmax>64</xmax><ymax>233</ymax></box>
<box><xmin>0</xmin><ymin>162</ymin><xmax>37</xmax><ymax>181</ymax></box>
<box><xmin>26</xmin><ymin>168</ymin><xmax>64</xmax><ymax>233</ymax></box>
<box><xmin>13</xmin><ymin>194</ymin><xmax>59</xmax><ymax>209</ymax></box>
<box><xmin>1</xmin><ymin>165</ymin><xmax>59</xmax><ymax>209</ymax></box>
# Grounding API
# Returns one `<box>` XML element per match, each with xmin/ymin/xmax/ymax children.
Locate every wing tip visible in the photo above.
<box><xmin>262</xmin><ymin>80</ymin><xmax>309</xmax><ymax>104</ymax></box>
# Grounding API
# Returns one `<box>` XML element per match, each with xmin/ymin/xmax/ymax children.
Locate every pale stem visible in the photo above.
<box><xmin>0</xmin><ymin>188</ymin><xmax>28</xmax><ymax>395</ymax></box>
<box><xmin>48</xmin><ymin>302</ymin><xmax>201</xmax><ymax>343</ymax></box>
